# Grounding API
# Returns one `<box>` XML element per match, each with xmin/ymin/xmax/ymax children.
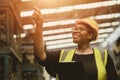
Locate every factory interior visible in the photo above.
<box><xmin>0</xmin><ymin>0</ymin><xmax>120</xmax><ymax>80</ymax></box>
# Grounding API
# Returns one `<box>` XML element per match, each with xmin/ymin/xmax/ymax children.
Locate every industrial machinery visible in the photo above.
<box><xmin>0</xmin><ymin>0</ymin><xmax>22</xmax><ymax>80</ymax></box>
<box><xmin>0</xmin><ymin>55</ymin><xmax>12</xmax><ymax>80</ymax></box>
<box><xmin>17</xmin><ymin>64</ymin><xmax>44</xmax><ymax>80</ymax></box>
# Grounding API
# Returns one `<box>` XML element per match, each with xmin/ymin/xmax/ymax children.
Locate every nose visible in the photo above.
<box><xmin>72</xmin><ymin>27</ymin><xmax>80</xmax><ymax>33</ymax></box>
<box><xmin>72</xmin><ymin>28</ymin><xmax>77</xmax><ymax>34</ymax></box>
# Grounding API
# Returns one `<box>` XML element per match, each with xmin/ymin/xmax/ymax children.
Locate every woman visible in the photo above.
<box><xmin>32</xmin><ymin>7</ymin><xmax>119</xmax><ymax>80</ymax></box>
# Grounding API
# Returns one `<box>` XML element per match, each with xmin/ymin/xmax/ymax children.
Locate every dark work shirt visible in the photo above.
<box><xmin>37</xmin><ymin>49</ymin><xmax>119</xmax><ymax>80</ymax></box>
<box><xmin>73</xmin><ymin>54</ymin><xmax>97</xmax><ymax>80</ymax></box>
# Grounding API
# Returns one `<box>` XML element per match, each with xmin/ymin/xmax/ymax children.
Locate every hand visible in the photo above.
<box><xmin>32</xmin><ymin>7</ymin><xmax>43</xmax><ymax>25</ymax></box>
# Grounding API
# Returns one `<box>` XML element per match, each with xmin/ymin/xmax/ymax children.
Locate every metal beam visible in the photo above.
<box><xmin>21</xmin><ymin>4</ymin><xmax>120</xmax><ymax>25</ymax></box>
<box><xmin>21</xmin><ymin>0</ymin><xmax>103</xmax><ymax>11</ymax></box>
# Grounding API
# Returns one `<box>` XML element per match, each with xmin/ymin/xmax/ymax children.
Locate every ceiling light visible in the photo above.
<box><xmin>43</xmin><ymin>33</ymin><xmax>72</xmax><ymax>41</ymax></box>
<box><xmin>21</xmin><ymin>1</ymin><xmax>120</xmax><ymax>17</ymax></box>
<box><xmin>99</xmin><ymin>23</ymin><xmax>111</xmax><ymax>27</ymax></box>
<box><xmin>13</xmin><ymin>35</ymin><xmax>17</xmax><ymax>38</ymax></box>
<box><xmin>99</xmin><ymin>28</ymin><xmax>114</xmax><ymax>34</ymax></box>
<box><xmin>23</xmin><ymin>24</ymin><xmax>34</xmax><ymax>30</ymax></box>
<box><xmin>47</xmin><ymin>42</ymin><xmax>76</xmax><ymax>49</ymax></box>
<box><xmin>98</xmin><ymin>34</ymin><xmax>109</xmax><ymax>38</ymax></box>
<box><xmin>43</xmin><ymin>19</ymin><xmax>75</xmax><ymax>27</ymax></box>
<box><xmin>21</xmin><ymin>11</ymin><xmax>33</xmax><ymax>17</ymax></box>
<box><xmin>41</xmin><ymin>9</ymin><xmax>56</xmax><ymax>14</ymax></box>
<box><xmin>111</xmin><ymin>21</ymin><xmax>120</xmax><ymax>26</ymax></box>
<box><xmin>47</xmin><ymin>38</ymin><xmax>104</xmax><ymax>49</ymax></box>
<box><xmin>21</xmin><ymin>33</ymin><xmax>26</xmax><ymax>38</ymax></box>
<box><xmin>46</xmin><ymin>38</ymin><xmax>73</xmax><ymax>45</ymax></box>
<box><xmin>94</xmin><ymin>13</ymin><xmax>120</xmax><ymax>19</ymax></box>
<box><xmin>56</xmin><ymin>6</ymin><xmax>73</xmax><ymax>13</ymax></box>
<box><xmin>90</xmin><ymin>38</ymin><xmax>104</xmax><ymax>44</ymax></box>
<box><xmin>21</xmin><ymin>0</ymin><xmax>33</xmax><ymax>2</ymax></box>
<box><xmin>43</xmin><ymin>21</ymin><xmax>58</xmax><ymax>27</ymax></box>
<box><xmin>43</xmin><ymin>28</ymin><xmax>71</xmax><ymax>35</ymax></box>
<box><xmin>106</xmin><ymin>28</ymin><xmax>114</xmax><ymax>32</ymax></box>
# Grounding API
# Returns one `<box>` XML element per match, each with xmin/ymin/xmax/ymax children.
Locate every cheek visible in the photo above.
<box><xmin>79</xmin><ymin>32</ymin><xmax>89</xmax><ymax>40</ymax></box>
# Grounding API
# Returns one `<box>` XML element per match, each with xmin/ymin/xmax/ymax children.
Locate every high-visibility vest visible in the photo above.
<box><xmin>57</xmin><ymin>48</ymin><xmax>108</xmax><ymax>80</ymax></box>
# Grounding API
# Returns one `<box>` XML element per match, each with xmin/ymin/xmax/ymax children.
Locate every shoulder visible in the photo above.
<box><xmin>46</xmin><ymin>49</ymin><xmax>61</xmax><ymax>56</ymax></box>
<box><xmin>45</xmin><ymin>49</ymin><xmax>61</xmax><ymax>62</ymax></box>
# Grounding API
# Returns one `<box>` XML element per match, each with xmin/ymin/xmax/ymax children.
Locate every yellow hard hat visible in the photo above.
<box><xmin>75</xmin><ymin>18</ymin><xmax>99</xmax><ymax>41</ymax></box>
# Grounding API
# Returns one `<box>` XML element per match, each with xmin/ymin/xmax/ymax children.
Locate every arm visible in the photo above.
<box><xmin>106</xmin><ymin>54</ymin><xmax>119</xmax><ymax>80</ymax></box>
<box><xmin>32</xmin><ymin>7</ymin><xmax>46</xmax><ymax>61</ymax></box>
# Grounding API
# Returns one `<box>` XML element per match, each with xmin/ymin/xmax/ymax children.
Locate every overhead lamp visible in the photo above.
<box><xmin>43</xmin><ymin>28</ymin><xmax>71</xmax><ymax>35</ymax></box>
<box><xmin>56</xmin><ymin>6</ymin><xmax>73</xmax><ymax>13</ymax></box>
<box><xmin>46</xmin><ymin>38</ymin><xmax>73</xmax><ymax>45</ymax></box>
<box><xmin>47</xmin><ymin>42</ymin><xmax>76</xmax><ymax>49</ymax></box>
<box><xmin>20</xmin><ymin>33</ymin><xmax>26</xmax><ymax>38</ymax></box>
<box><xmin>21</xmin><ymin>11</ymin><xmax>33</xmax><ymax>17</ymax></box>
<box><xmin>13</xmin><ymin>35</ymin><xmax>17</xmax><ymax>38</ymax></box>
<box><xmin>99</xmin><ymin>21</ymin><xmax>120</xmax><ymax>28</ymax></box>
<box><xmin>111</xmin><ymin>21</ymin><xmax>120</xmax><ymax>26</ymax></box>
<box><xmin>106</xmin><ymin>28</ymin><xmax>114</xmax><ymax>33</ymax></box>
<box><xmin>41</xmin><ymin>9</ymin><xmax>56</xmax><ymax>14</ymax></box>
<box><xmin>43</xmin><ymin>33</ymin><xmax>72</xmax><ymax>41</ymax></box>
<box><xmin>22</xmin><ymin>13</ymin><xmax>120</xmax><ymax>29</ymax></box>
<box><xmin>99</xmin><ymin>23</ymin><xmax>111</xmax><ymax>27</ymax></box>
<box><xmin>23</xmin><ymin>24</ymin><xmax>34</xmax><ymax>30</ymax></box>
<box><xmin>98</xmin><ymin>34</ymin><xmax>109</xmax><ymax>38</ymax></box>
<box><xmin>21</xmin><ymin>0</ymin><xmax>33</xmax><ymax>2</ymax></box>
<box><xmin>21</xmin><ymin>1</ymin><xmax>120</xmax><ymax>17</ymax></box>
<box><xmin>99</xmin><ymin>28</ymin><xmax>114</xmax><ymax>34</ymax></box>
<box><xmin>96</xmin><ymin>13</ymin><xmax>120</xmax><ymax>19</ymax></box>
<box><xmin>43</xmin><ymin>19</ymin><xmax>75</xmax><ymax>27</ymax></box>
<box><xmin>47</xmin><ymin>38</ymin><xmax>104</xmax><ymax>49</ymax></box>
<box><xmin>90</xmin><ymin>38</ymin><xmax>104</xmax><ymax>44</ymax></box>
<box><xmin>43</xmin><ymin>21</ymin><xmax>58</xmax><ymax>27</ymax></box>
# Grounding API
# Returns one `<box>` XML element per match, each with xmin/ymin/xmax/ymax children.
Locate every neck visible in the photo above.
<box><xmin>77</xmin><ymin>43</ymin><xmax>90</xmax><ymax>51</ymax></box>
<box><xmin>76</xmin><ymin>43</ymin><xmax>93</xmax><ymax>55</ymax></box>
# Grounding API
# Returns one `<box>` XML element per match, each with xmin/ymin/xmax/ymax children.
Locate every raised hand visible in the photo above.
<box><xmin>32</xmin><ymin>7</ymin><xmax>43</xmax><ymax>25</ymax></box>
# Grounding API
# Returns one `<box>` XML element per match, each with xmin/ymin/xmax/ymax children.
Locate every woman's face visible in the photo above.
<box><xmin>72</xmin><ymin>23</ymin><xmax>92</xmax><ymax>44</ymax></box>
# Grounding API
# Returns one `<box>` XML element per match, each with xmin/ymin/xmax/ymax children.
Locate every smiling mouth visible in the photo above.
<box><xmin>73</xmin><ymin>36</ymin><xmax>77</xmax><ymax>38</ymax></box>
<box><xmin>73</xmin><ymin>35</ymin><xmax>79</xmax><ymax>39</ymax></box>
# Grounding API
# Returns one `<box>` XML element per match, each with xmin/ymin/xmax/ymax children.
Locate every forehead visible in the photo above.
<box><xmin>76</xmin><ymin>23</ymin><xmax>89</xmax><ymax>29</ymax></box>
<box><xmin>76</xmin><ymin>23</ymin><xmax>93</xmax><ymax>32</ymax></box>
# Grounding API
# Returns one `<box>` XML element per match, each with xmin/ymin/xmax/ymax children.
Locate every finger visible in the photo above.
<box><xmin>32</xmin><ymin>11</ymin><xmax>40</xmax><ymax>19</ymax></box>
<box><xmin>33</xmin><ymin>10</ymin><xmax>42</xmax><ymax>19</ymax></box>
<box><xmin>32</xmin><ymin>14</ymin><xmax>37</xmax><ymax>19</ymax></box>
<box><xmin>32</xmin><ymin>13</ymin><xmax>37</xmax><ymax>19</ymax></box>
<box><xmin>34</xmin><ymin>6</ymin><xmax>39</xmax><ymax>10</ymax></box>
<box><xmin>32</xmin><ymin>16</ymin><xmax>37</xmax><ymax>22</ymax></box>
<box><xmin>32</xmin><ymin>13</ymin><xmax>43</xmax><ymax>21</ymax></box>
<box><xmin>34</xmin><ymin>6</ymin><xmax>41</xmax><ymax>14</ymax></box>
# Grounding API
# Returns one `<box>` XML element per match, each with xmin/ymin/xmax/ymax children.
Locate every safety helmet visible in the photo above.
<box><xmin>75</xmin><ymin>18</ymin><xmax>99</xmax><ymax>41</ymax></box>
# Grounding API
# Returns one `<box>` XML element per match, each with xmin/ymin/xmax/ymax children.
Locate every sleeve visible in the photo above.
<box><xmin>36</xmin><ymin>49</ymin><xmax>61</xmax><ymax>77</ymax></box>
<box><xmin>106</xmin><ymin>54</ymin><xmax>119</xmax><ymax>80</ymax></box>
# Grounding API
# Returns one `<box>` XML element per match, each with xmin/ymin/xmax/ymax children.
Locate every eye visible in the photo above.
<box><xmin>78</xmin><ymin>27</ymin><xmax>86</xmax><ymax>30</ymax></box>
<box><xmin>71</xmin><ymin>27</ymin><xmax>76</xmax><ymax>31</ymax></box>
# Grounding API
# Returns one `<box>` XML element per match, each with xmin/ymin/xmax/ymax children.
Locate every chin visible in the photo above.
<box><xmin>73</xmin><ymin>40</ymin><xmax>78</xmax><ymax>44</ymax></box>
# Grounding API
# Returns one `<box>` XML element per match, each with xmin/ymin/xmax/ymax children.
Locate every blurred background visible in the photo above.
<box><xmin>0</xmin><ymin>0</ymin><xmax>120</xmax><ymax>80</ymax></box>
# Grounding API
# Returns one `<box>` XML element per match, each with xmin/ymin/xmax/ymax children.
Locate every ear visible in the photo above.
<box><xmin>88</xmin><ymin>33</ymin><xmax>93</xmax><ymax>41</ymax></box>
